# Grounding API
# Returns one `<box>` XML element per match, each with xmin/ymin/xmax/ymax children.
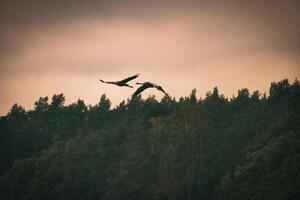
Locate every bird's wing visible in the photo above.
<box><xmin>133</xmin><ymin>84</ymin><xmax>148</xmax><ymax>96</ymax></box>
<box><xmin>156</xmin><ymin>85</ymin><xmax>167</xmax><ymax>94</ymax></box>
<box><xmin>119</xmin><ymin>73</ymin><xmax>140</xmax><ymax>84</ymax></box>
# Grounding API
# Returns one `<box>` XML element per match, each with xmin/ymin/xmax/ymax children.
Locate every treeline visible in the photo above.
<box><xmin>0</xmin><ymin>79</ymin><xmax>299</xmax><ymax>200</ymax></box>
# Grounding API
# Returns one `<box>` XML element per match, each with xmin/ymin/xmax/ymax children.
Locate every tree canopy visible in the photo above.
<box><xmin>0</xmin><ymin>79</ymin><xmax>299</xmax><ymax>200</ymax></box>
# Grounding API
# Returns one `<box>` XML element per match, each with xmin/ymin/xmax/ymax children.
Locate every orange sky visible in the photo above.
<box><xmin>0</xmin><ymin>0</ymin><xmax>300</xmax><ymax>115</ymax></box>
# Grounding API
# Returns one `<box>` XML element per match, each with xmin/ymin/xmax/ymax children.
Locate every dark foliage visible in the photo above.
<box><xmin>0</xmin><ymin>79</ymin><xmax>299</xmax><ymax>200</ymax></box>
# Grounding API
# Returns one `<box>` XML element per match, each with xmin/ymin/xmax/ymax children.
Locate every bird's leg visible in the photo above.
<box><xmin>124</xmin><ymin>84</ymin><xmax>133</xmax><ymax>88</ymax></box>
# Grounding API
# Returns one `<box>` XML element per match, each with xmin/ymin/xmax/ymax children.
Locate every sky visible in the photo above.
<box><xmin>0</xmin><ymin>0</ymin><xmax>300</xmax><ymax>115</ymax></box>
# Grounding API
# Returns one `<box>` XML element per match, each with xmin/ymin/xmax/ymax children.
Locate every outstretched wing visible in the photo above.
<box><xmin>119</xmin><ymin>73</ymin><xmax>140</xmax><ymax>84</ymax></box>
<box><xmin>132</xmin><ymin>84</ymin><xmax>149</xmax><ymax>97</ymax></box>
<box><xmin>155</xmin><ymin>85</ymin><xmax>167</xmax><ymax>95</ymax></box>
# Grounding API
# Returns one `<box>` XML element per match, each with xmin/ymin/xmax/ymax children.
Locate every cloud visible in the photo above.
<box><xmin>0</xmin><ymin>0</ymin><xmax>299</xmax><ymax>114</ymax></box>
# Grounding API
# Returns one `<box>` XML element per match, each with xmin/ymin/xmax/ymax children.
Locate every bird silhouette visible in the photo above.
<box><xmin>99</xmin><ymin>74</ymin><xmax>139</xmax><ymax>88</ymax></box>
<box><xmin>133</xmin><ymin>82</ymin><xmax>167</xmax><ymax>96</ymax></box>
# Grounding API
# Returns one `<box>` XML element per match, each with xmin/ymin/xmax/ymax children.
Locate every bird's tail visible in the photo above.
<box><xmin>99</xmin><ymin>79</ymin><xmax>106</xmax><ymax>83</ymax></box>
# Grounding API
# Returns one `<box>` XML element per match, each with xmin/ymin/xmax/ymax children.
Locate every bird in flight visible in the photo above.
<box><xmin>99</xmin><ymin>73</ymin><xmax>139</xmax><ymax>88</ymax></box>
<box><xmin>133</xmin><ymin>82</ymin><xmax>167</xmax><ymax>97</ymax></box>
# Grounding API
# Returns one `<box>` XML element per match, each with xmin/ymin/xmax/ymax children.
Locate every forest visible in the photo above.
<box><xmin>0</xmin><ymin>79</ymin><xmax>299</xmax><ymax>200</ymax></box>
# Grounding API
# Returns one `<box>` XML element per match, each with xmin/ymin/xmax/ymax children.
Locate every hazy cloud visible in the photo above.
<box><xmin>0</xmin><ymin>0</ymin><xmax>300</xmax><ymax>114</ymax></box>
